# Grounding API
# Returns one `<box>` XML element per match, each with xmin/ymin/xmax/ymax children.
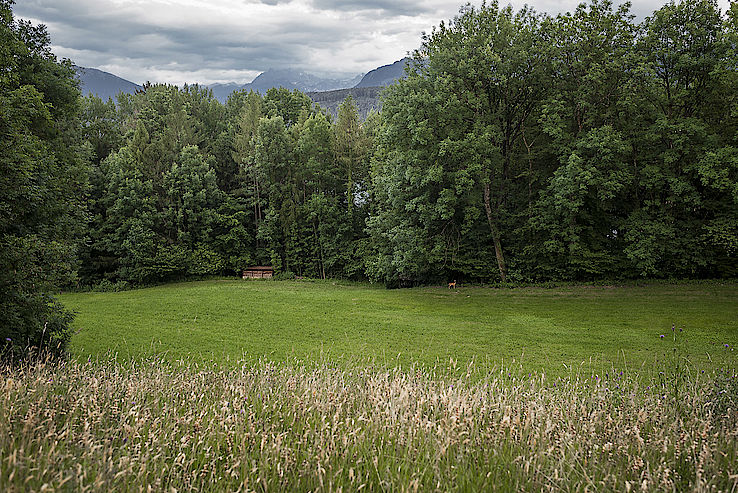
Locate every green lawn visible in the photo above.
<box><xmin>61</xmin><ymin>279</ymin><xmax>738</xmax><ymax>376</ymax></box>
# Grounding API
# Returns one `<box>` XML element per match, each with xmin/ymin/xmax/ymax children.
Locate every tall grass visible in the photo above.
<box><xmin>1</xmin><ymin>357</ymin><xmax>736</xmax><ymax>492</ymax></box>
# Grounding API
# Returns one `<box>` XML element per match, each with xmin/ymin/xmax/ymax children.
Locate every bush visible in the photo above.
<box><xmin>93</xmin><ymin>279</ymin><xmax>131</xmax><ymax>292</ymax></box>
<box><xmin>0</xmin><ymin>292</ymin><xmax>74</xmax><ymax>361</ymax></box>
<box><xmin>188</xmin><ymin>245</ymin><xmax>226</xmax><ymax>276</ymax></box>
<box><xmin>273</xmin><ymin>270</ymin><xmax>295</xmax><ymax>281</ymax></box>
<box><xmin>0</xmin><ymin>237</ymin><xmax>77</xmax><ymax>362</ymax></box>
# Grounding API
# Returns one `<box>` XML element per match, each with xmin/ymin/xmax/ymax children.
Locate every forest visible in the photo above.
<box><xmin>2</xmin><ymin>0</ymin><xmax>738</xmax><ymax>354</ymax></box>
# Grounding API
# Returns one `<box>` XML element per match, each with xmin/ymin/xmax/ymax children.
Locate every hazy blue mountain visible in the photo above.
<box><xmin>209</xmin><ymin>82</ymin><xmax>242</xmax><ymax>103</ymax></box>
<box><xmin>209</xmin><ymin>69</ymin><xmax>362</xmax><ymax>102</ymax></box>
<box><xmin>354</xmin><ymin>58</ymin><xmax>410</xmax><ymax>88</ymax></box>
<box><xmin>208</xmin><ymin>59</ymin><xmax>410</xmax><ymax>103</ymax></box>
<box><xmin>245</xmin><ymin>68</ymin><xmax>362</xmax><ymax>93</ymax></box>
<box><xmin>74</xmin><ymin>66</ymin><xmax>141</xmax><ymax>100</ymax></box>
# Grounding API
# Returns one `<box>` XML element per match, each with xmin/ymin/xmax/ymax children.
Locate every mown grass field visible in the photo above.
<box><xmin>61</xmin><ymin>280</ymin><xmax>738</xmax><ymax>377</ymax></box>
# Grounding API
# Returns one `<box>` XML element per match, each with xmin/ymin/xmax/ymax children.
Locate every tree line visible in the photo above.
<box><xmin>2</xmin><ymin>0</ymin><xmax>737</xmax><ymax>356</ymax></box>
<box><xmin>80</xmin><ymin>85</ymin><xmax>376</xmax><ymax>285</ymax></box>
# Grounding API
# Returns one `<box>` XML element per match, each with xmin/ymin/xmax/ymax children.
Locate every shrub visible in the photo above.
<box><xmin>188</xmin><ymin>245</ymin><xmax>226</xmax><ymax>276</ymax></box>
<box><xmin>93</xmin><ymin>279</ymin><xmax>131</xmax><ymax>292</ymax></box>
<box><xmin>0</xmin><ymin>237</ymin><xmax>76</xmax><ymax>362</ymax></box>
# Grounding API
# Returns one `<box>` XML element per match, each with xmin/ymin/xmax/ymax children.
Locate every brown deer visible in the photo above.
<box><xmin>448</xmin><ymin>280</ymin><xmax>457</xmax><ymax>289</ymax></box>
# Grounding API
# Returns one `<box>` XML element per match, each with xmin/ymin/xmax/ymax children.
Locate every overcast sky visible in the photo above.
<box><xmin>14</xmin><ymin>0</ymin><xmax>732</xmax><ymax>86</ymax></box>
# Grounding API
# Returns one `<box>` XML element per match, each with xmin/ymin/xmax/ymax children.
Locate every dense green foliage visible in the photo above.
<box><xmin>61</xmin><ymin>280</ymin><xmax>738</xmax><ymax>376</ymax></box>
<box><xmin>79</xmin><ymin>86</ymin><xmax>374</xmax><ymax>284</ymax></box>
<box><xmin>0</xmin><ymin>0</ymin><xmax>84</xmax><ymax>358</ymax></box>
<box><xmin>68</xmin><ymin>0</ymin><xmax>737</xmax><ymax>288</ymax></box>
<box><xmin>369</xmin><ymin>0</ymin><xmax>738</xmax><ymax>284</ymax></box>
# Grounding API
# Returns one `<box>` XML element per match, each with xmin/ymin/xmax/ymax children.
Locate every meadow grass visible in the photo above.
<box><xmin>60</xmin><ymin>279</ymin><xmax>738</xmax><ymax>377</ymax></box>
<box><xmin>3</xmin><ymin>281</ymin><xmax>737</xmax><ymax>491</ymax></box>
<box><xmin>1</xmin><ymin>356</ymin><xmax>736</xmax><ymax>492</ymax></box>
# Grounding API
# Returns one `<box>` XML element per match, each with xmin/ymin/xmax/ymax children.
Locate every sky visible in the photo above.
<box><xmin>14</xmin><ymin>0</ymin><xmax>733</xmax><ymax>86</ymax></box>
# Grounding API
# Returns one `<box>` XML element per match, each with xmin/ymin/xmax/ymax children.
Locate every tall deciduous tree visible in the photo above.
<box><xmin>630</xmin><ymin>0</ymin><xmax>729</xmax><ymax>276</ymax></box>
<box><xmin>0</xmin><ymin>0</ymin><xmax>86</xmax><ymax>358</ymax></box>
<box><xmin>526</xmin><ymin>0</ymin><xmax>639</xmax><ymax>279</ymax></box>
<box><xmin>232</xmin><ymin>92</ymin><xmax>264</xmax><ymax>232</ymax></box>
<box><xmin>369</xmin><ymin>1</ymin><xmax>548</xmax><ymax>283</ymax></box>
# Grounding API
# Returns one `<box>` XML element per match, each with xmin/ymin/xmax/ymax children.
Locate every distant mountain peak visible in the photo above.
<box><xmin>206</xmin><ymin>68</ymin><xmax>363</xmax><ymax>102</ymax></box>
<box><xmin>354</xmin><ymin>58</ymin><xmax>411</xmax><ymax>88</ymax></box>
<box><xmin>74</xmin><ymin>66</ymin><xmax>141</xmax><ymax>100</ymax></box>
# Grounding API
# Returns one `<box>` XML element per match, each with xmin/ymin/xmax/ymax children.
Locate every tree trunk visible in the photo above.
<box><xmin>484</xmin><ymin>182</ymin><xmax>507</xmax><ymax>282</ymax></box>
<box><xmin>522</xmin><ymin>125</ymin><xmax>534</xmax><ymax>219</ymax></box>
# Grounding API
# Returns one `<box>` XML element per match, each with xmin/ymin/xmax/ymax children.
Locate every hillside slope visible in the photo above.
<box><xmin>354</xmin><ymin>58</ymin><xmax>410</xmax><ymax>88</ymax></box>
<box><xmin>74</xmin><ymin>66</ymin><xmax>141</xmax><ymax>100</ymax></box>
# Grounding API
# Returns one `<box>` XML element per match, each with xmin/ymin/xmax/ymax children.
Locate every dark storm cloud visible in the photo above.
<box><xmin>14</xmin><ymin>0</ymin><xmax>380</xmax><ymax>83</ymax></box>
<box><xmin>13</xmin><ymin>0</ymin><xmax>730</xmax><ymax>86</ymax></box>
<box><xmin>309</xmin><ymin>0</ymin><xmax>435</xmax><ymax>16</ymax></box>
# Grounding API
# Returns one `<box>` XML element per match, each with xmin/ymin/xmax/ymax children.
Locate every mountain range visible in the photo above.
<box><xmin>75</xmin><ymin>58</ymin><xmax>410</xmax><ymax>104</ymax></box>
<box><xmin>208</xmin><ymin>69</ymin><xmax>363</xmax><ymax>102</ymax></box>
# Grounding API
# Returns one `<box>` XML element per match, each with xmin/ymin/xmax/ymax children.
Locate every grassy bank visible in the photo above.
<box><xmin>1</xmin><ymin>358</ymin><xmax>736</xmax><ymax>492</ymax></box>
<box><xmin>61</xmin><ymin>280</ymin><xmax>738</xmax><ymax>377</ymax></box>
